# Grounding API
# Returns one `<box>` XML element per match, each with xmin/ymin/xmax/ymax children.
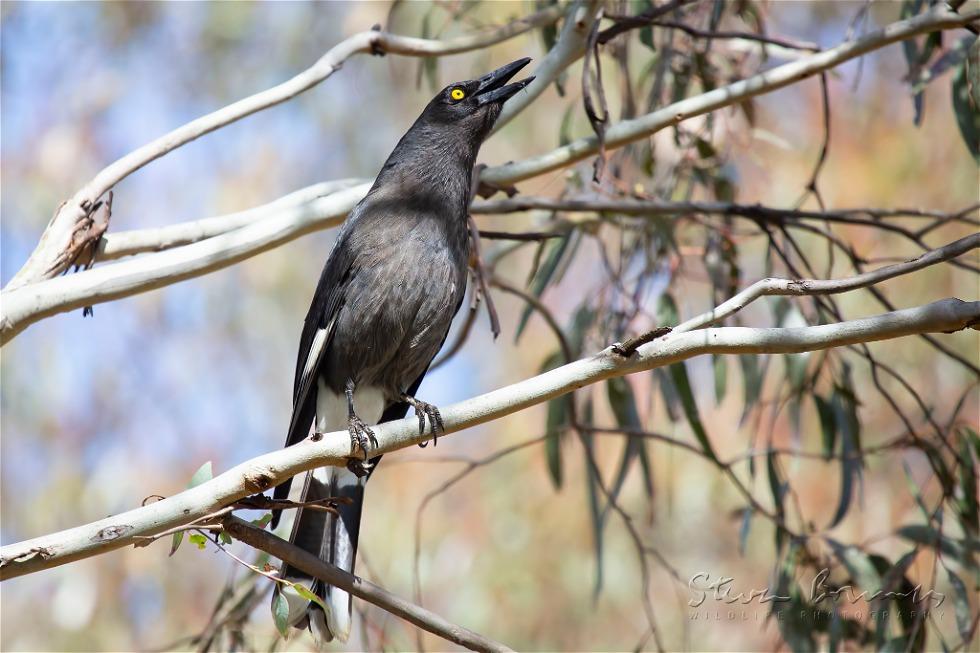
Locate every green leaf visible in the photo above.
<box><xmin>168</xmin><ymin>461</ymin><xmax>214</xmax><ymax>556</ymax></box>
<box><xmin>558</xmin><ymin>103</ymin><xmax>575</xmax><ymax>147</ymax></box>
<box><xmin>828</xmin><ymin>375</ymin><xmax>862</xmax><ymax>528</ymax></box>
<box><xmin>515</xmin><ymin>234</ymin><xmax>572</xmax><ymax>342</ymax></box>
<box><xmin>188</xmin><ymin>533</ymin><xmax>208</xmax><ymax>550</ymax></box>
<box><xmin>567</xmin><ymin>304</ymin><xmax>596</xmax><ymax>356</ymax></box>
<box><xmin>945</xmin><ymin>567</ymin><xmax>971</xmax><ymax>642</ymax></box>
<box><xmin>695</xmin><ymin>137</ymin><xmax>716</xmax><ymax>159</ymax></box>
<box><xmin>188</xmin><ymin>461</ymin><xmax>213</xmax><ymax>488</ymax></box>
<box><xmin>910</xmin><ymin>35</ymin><xmax>975</xmax><ymax>94</ymax></box>
<box><xmin>294</xmin><ymin>583</ymin><xmax>328</xmax><ymax>612</ymax></box>
<box><xmin>814</xmin><ymin>394</ymin><xmax>837</xmax><ymax>460</ymax></box>
<box><xmin>767</xmin><ymin>451</ymin><xmax>787</xmax><ymax>553</ymax></box>
<box><xmin>953</xmin><ymin>59</ymin><xmax>980</xmax><ymax>163</ymax></box>
<box><xmin>169</xmin><ymin>531</ymin><xmax>183</xmax><ymax>557</ymax></box>
<box><xmin>581</xmin><ymin>414</ymin><xmax>606</xmax><ymax>599</ymax></box>
<box><xmin>870</xmin><ymin>551</ymin><xmax>919</xmax><ymax>646</ymax></box>
<box><xmin>539</xmin><ymin>350</ymin><xmax>568</xmax><ymax>489</ymax></box>
<box><xmin>968</xmin><ymin>38</ymin><xmax>980</xmax><ymax>112</ymax></box>
<box><xmin>775</xmin><ymin>544</ymin><xmax>816</xmax><ymax>653</ymax></box>
<box><xmin>956</xmin><ymin>428</ymin><xmax>979</xmax><ymax>538</ymax></box>
<box><xmin>536</xmin><ymin>0</ymin><xmax>558</xmax><ymax>52</ymax></box>
<box><xmin>639</xmin><ymin>1</ymin><xmax>655</xmax><ymax>52</ymax></box>
<box><xmin>898</xmin><ymin>524</ymin><xmax>980</xmax><ymax>562</ymax></box>
<box><xmin>712</xmin><ymin>354</ymin><xmax>727</xmax><ymax>404</ymax></box>
<box><xmin>219</xmin><ymin>531</ymin><xmax>233</xmax><ymax>546</ymax></box>
<box><xmin>251</xmin><ymin>513</ymin><xmax>273</xmax><ymax>530</ymax></box>
<box><xmin>606</xmin><ymin>377</ymin><xmax>654</xmax><ymax>500</ymax></box>
<box><xmin>271</xmin><ymin>590</ymin><xmax>289</xmax><ymax>637</ymax></box>
<box><xmin>738</xmin><ymin>353</ymin><xmax>764</xmax><ymax>426</ymax></box>
<box><xmin>654</xmin><ymin>367</ymin><xmax>681</xmax><ymax>423</ymax></box>
<box><xmin>738</xmin><ymin>508</ymin><xmax>752</xmax><ymax>556</ymax></box>
<box><xmin>669</xmin><ymin>361</ymin><xmax>719</xmax><ymax>463</ymax></box>
<box><xmin>827</xmin><ymin>539</ymin><xmax>882</xmax><ymax>595</ymax></box>
<box><xmin>656</xmin><ymin>293</ymin><xmax>678</xmax><ymax>326</ymax></box>
<box><xmin>544</xmin><ymin>398</ymin><xmax>568</xmax><ymax>490</ymax></box>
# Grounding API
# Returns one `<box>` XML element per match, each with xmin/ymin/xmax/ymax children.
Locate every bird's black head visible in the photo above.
<box><xmin>371</xmin><ymin>58</ymin><xmax>534</xmax><ymax>210</ymax></box>
<box><xmin>418</xmin><ymin>57</ymin><xmax>534</xmax><ymax>139</ymax></box>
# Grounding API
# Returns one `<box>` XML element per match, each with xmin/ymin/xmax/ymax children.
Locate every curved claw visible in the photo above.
<box><xmin>348</xmin><ymin>414</ymin><xmax>376</xmax><ymax>461</ymax></box>
<box><xmin>401</xmin><ymin>394</ymin><xmax>444</xmax><ymax>448</ymax></box>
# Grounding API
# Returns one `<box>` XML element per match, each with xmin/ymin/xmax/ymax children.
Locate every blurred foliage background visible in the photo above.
<box><xmin>1</xmin><ymin>1</ymin><xmax>977</xmax><ymax>652</ymax></box>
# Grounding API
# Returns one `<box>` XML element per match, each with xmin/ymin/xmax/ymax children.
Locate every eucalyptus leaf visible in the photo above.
<box><xmin>272</xmin><ymin>590</ymin><xmax>290</xmax><ymax>637</ymax></box>
<box><xmin>188</xmin><ymin>461</ymin><xmax>213</xmax><ymax>488</ymax></box>
<box><xmin>952</xmin><ymin>60</ymin><xmax>980</xmax><ymax>163</ymax></box>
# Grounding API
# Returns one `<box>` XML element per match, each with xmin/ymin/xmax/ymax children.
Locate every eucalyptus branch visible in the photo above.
<box><xmin>673</xmin><ymin>233</ymin><xmax>980</xmax><ymax>333</ymax></box>
<box><xmin>4</xmin><ymin>4</ymin><xmax>565</xmax><ymax>291</ymax></box>
<box><xmin>480</xmin><ymin>4</ymin><xmax>979</xmax><ymax>186</ymax></box>
<box><xmin>2</xmin><ymin>6</ymin><xmax>974</xmax><ymax>346</ymax></box>
<box><xmin>1</xmin><ymin>298</ymin><xmax>976</xmax><ymax>579</ymax></box>
<box><xmin>221</xmin><ymin>517</ymin><xmax>511</xmax><ymax>653</ymax></box>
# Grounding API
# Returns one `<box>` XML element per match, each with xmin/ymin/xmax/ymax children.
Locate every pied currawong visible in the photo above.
<box><xmin>270</xmin><ymin>58</ymin><xmax>534</xmax><ymax>646</ymax></box>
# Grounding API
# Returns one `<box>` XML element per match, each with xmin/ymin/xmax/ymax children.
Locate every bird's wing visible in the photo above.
<box><xmin>271</xmin><ymin>231</ymin><xmax>358</xmax><ymax>511</ymax></box>
<box><xmin>284</xmin><ymin>316</ymin><xmax>335</xmax><ymax>446</ymax></box>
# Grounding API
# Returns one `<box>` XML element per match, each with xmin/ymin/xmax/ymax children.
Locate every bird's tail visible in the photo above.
<box><xmin>276</xmin><ymin>464</ymin><xmax>368</xmax><ymax>645</ymax></box>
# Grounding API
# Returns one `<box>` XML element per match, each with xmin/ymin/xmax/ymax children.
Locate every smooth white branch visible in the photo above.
<box><xmin>2</xmin><ymin>298</ymin><xmax>976</xmax><ymax>579</ymax></box>
<box><xmin>1</xmin><ymin>5</ymin><xmax>975</xmax><ymax>345</ymax></box>
<box><xmin>4</xmin><ymin>4</ymin><xmax>565</xmax><ymax>291</ymax></box>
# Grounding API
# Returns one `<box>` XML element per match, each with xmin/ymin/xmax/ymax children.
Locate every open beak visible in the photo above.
<box><xmin>475</xmin><ymin>57</ymin><xmax>535</xmax><ymax>106</ymax></box>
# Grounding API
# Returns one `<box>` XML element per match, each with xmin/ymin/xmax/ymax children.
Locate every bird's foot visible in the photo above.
<box><xmin>401</xmin><ymin>394</ymin><xmax>444</xmax><ymax>447</ymax></box>
<box><xmin>347</xmin><ymin>414</ymin><xmax>377</xmax><ymax>461</ymax></box>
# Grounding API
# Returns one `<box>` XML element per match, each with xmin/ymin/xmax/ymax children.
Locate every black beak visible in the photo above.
<box><xmin>475</xmin><ymin>57</ymin><xmax>534</xmax><ymax>106</ymax></box>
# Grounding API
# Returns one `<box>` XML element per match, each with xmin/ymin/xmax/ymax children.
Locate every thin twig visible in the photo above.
<box><xmin>222</xmin><ymin>516</ymin><xmax>513</xmax><ymax>653</ymax></box>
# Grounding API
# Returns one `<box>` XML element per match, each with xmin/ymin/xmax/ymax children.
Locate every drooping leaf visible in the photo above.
<box><xmin>738</xmin><ymin>353</ymin><xmax>764</xmax><ymax>426</ymax></box>
<box><xmin>654</xmin><ymin>367</ymin><xmax>681</xmax><ymax>423</ymax></box>
<box><xmin>540</xmin><ymin>350</ymin><xmax>569</xmax><ymax>490</ymax></box>
<box><xmin>638</xmin><ymin>1</ymin><xmax>655</xmax><ymax>52</ymax></box>
<box><xmin>869</xmin><ymin>551</ymin><xmax>919</xmax><ymax>647</ymax></box>
<box><xmin>515</xmin><ymin>233</ymin><xmax>573</xmax><ymax>342</ymax></box>
<box><xmin>188</xmin><ymin>461</ymin><xmax>213</xmax><ymax>487</ymax></box>
<box><xmin>910</xmin><ymin>35</ymin><xmax>976</xmax><ymax>94</ymax></box>
<box><xmin>898</xmin><ymin>524</ymin><xmax>980</xmax><ymax>564</ymax></box>
<box><xmin>670</xmin><ymin>361</ymin><xmax>719</xmax><ymax>463</ymax></box>
<box><xmin>775</xmin><ymin>544</ymin><xmax>817</xmax><ymax>653</ymax></box>
<box><xmin>738</xmin><ymin>507</ymin><xmax>752</xmax><ymax>557</ymax></box>
<box><xmin>952</xmin><ymin>59</ymin><xmax>980</xmax><ymax>163</ymax></box>
<box><xmin>956</xmin><ymin>428</ymin><xmax>979</xmax><ymax>539</ymax></box>
<box><xmin>827</xmin><ymin>538</ymin><xmax>882</xmax><ymax>596</ymax></box>
<box><xmin>712</xmin><ymin>354</ymin><xmax>727</xmax><ymax>404</ymax></box>
<box><xmin>171</xmin><ymin>461</ymin><xmax>214</xmax><ymax>555</ymax></box>
<box><xmin>968</xmin><ymin>37</ymin><xmax>980</xmax><ymax>110</ymax></box>
<box><xmin>814</xmin><ymin>394</ymin><xmax>837</xmax><ymax>460</ymax></box>
<box><xmin>767</xmin><ymin>451</ymin><xmax>788</xmax><ymax>553</ymax></box>
<box><xmin>606</xmin><ymin>377</ymin><xmax>654</xmax><ymax>500</ymax></box>
<box><xmin>218</xmin><ymin>531</ymin><xmax>233</xmax><ymax>546</ymax></box>
<box><xmin>559</xmin><ymin>103</ymin><xmax>576</xmax><ymax>147</ymax></box>
<box><xmin>169</xmin><ymin>531</ymin><xmax>184</xmax><ymax>557</ymax></box>
<box><xmin>945</xmin><ymin>567</ymin><xmax>972</xmax><ymax>642</ymax></box>
<box><xmin>188</xmin><ymin>533</ymin><xmax>208</xmax><ymax>551</ymax></box>
<box><xmin>580</xmin><ymin>402</ymin><xmax>606</xmax><ymax>599</ymax></box>
<box><xmin>535</xmin><ymin>0</ymin><xmax>558</xmax><ymax>52</ymax></box>
<box><xmin>828</xmin><ymin>375</ymin><xmax>862</xmax><ymax>528</ymax></box>
<box><xmin>294</xmin><ymin>583</ymin><xmax>328</xmax><ymax>612</ymax></box>
<box><xmin>545</xmin><ymin>398</ymin><xmax>568</xmax><ymax>490</ymax></box>
<box><xmin>272</xmin><ymin>590</ymin><xmax>290</xmax><ymax>637</ymax></box>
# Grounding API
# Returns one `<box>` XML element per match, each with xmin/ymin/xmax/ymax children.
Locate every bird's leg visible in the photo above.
<box><xmin>346</xmin><ymin>380</ymin><xmax>377</xmax><ymax>466</ymax></box>
<box><xmin>400</xmin><ymin>394</ymin><xmax>445</xmax><ymax>447</ymax></box>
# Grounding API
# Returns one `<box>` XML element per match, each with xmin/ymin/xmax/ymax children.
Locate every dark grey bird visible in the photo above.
<box><xmin>270</xmin><ymin>58</ymin><xmax>533</xmax><ymax>646</ymax></box>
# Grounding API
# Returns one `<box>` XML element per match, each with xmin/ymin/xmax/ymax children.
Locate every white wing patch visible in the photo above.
<box><xmin>295</xmin><ymin>320</ymin><xmax>333</xmax><ymax>411</ymax></box>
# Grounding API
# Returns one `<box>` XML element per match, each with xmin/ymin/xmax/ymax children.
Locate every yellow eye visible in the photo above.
<box><xmin>450</xmin><ymin>88</ymin><xmax>465</xmax><ymax>101</ymax></box>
